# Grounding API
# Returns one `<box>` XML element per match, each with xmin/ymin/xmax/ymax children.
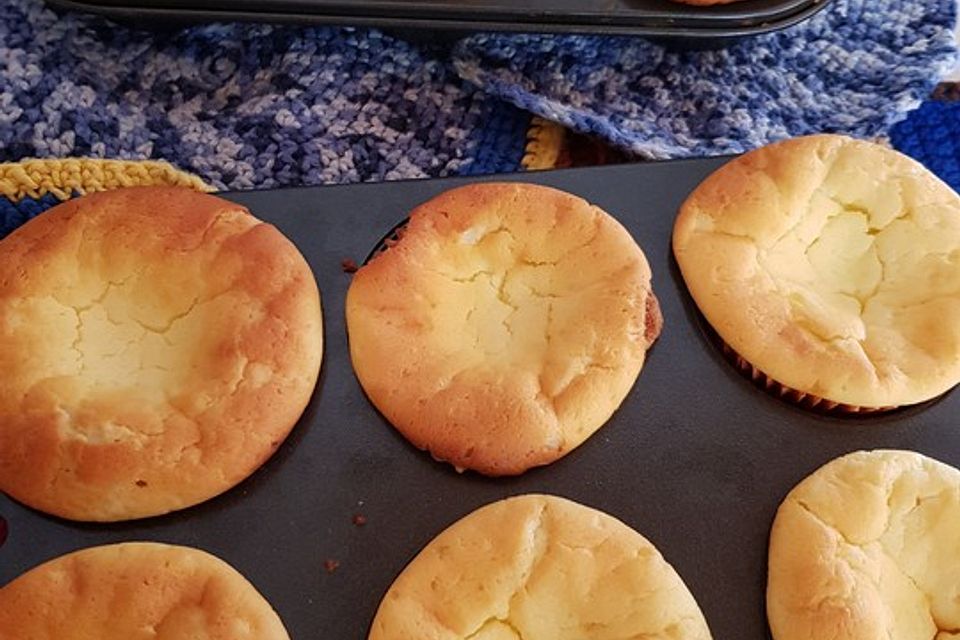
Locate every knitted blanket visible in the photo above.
<box><xmin>0</xmin><ymin>0</ymin><xmax>956</xmax><ymax>189</ymax></box>
<box><xmin>0</xmin><ymin>0</ymin><xmax>530</xmax><ymax>189</ymax></box>
<box><xmin>891</xmin><ymin>96</ymin><xmax>960</xmax><ymax>190</ymax></box>
<box><xmin>453</xmin><ymin>0</ymin><xmax>958</xmax><ymax>159</ymax></box>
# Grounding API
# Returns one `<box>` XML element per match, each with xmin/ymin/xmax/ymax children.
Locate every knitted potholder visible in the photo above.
<box><xmin>890</xmin><ymin>98</ymin><xmax>960</xmax><ymax>190</ymax></box>
<box><xmin>453</xmin><ymin>0</ymin><xmax>959</xmax><ymax>159</ymax></box>
<box><xmin>0</xmin><ymin>0</ymin><xmax>530</xmax><ymax>190</ymax></box>
<box><xmin>0</xmin><ymin>158</ymin><xmax>209</xmax><ymax>238</ymax></box>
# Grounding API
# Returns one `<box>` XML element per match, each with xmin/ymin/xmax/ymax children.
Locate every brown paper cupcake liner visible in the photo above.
<box><xmin>365</xmin><ymin>219</ymin><xmax>409</xmax><ymax>264</ymax></box>
<box><xmin>716</xmin><ymin>337</ymin><xmax>896</xmax><ymax>416</ymax></box>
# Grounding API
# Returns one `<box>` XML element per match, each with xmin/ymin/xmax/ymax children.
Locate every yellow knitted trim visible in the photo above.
<box><xmin>522</xmin><ymin>117</ymin><xmax>567</xmax><ymax>171</ymax></box>
<box><xmin>0</xmin><ymin>158</ymin><xmax>212</xmax><ymax>201</ymax></box>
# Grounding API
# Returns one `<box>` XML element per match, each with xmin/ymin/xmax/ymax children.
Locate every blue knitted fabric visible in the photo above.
<box><xmin>0</xmin><ymin>192</ymin><xmax>60</xmax><ymax>238</ymax></box>
<box><xmin>0</xmin><ymin>0</ymin><xmax>530</xmax><ymax>189</ymax></box>
<box><xmin>453</xmin><ymin>0</ymin><xmax>958</xmax><ymax>160</ymax></box>
<box><xmin>891</xmin><ymin>99</ymin><xmax>960</xmax><ymax>190</ymax></box>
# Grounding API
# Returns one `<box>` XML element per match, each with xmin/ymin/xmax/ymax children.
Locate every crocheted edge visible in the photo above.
<box><xmin>0</xmin><ymin>158</ymin><xmax>213</xmax><ymax>201</ymax></box>
<box><xmin>522</xmin><ymin>117</ymin><xmax>566</xmax><ymax>170</ymax></box>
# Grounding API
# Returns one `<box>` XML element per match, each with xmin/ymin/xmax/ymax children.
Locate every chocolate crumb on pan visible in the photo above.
<box><xmin>352</xmin><ymin>514</ymin><xmax>367</xmax><ymax>527</ymax></box>
<box><xmin>341</xmin><ymin>258</ymin><xmax>359</xmax><ymax>273</ymax></box>
<box><xmin>323</xmin><ymin>559</ymin><xmax>340</xmax><ymax>574</ymax></box>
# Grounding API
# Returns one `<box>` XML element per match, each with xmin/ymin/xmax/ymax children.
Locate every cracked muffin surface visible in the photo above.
<box><xmin>368</xmin><ymin>494</ymin><xmax>711</xmax><ymax>640</ymax></box>
<box><xmin>346</xmin><ymin>182</ymin><xmax>661</xmax><ymax>475</ymax></box>
<box><xmin>673</xmin><ymin>134</ymin><xmax>960</xmax><ymax>409</ymax></box>
<box><xmin>0</xmin><ymin>542</ymin><xmax>290</xmax><ymax>639</ymax></box>
<box><xmin>767</xmin><ymin>450</ymin><xmax>960</xmax><ymax>640</ymax></box>
<box><xmin>0</xmin><ymin>187</ymin><xmax>323</xmax><ymax>521</ymax></box>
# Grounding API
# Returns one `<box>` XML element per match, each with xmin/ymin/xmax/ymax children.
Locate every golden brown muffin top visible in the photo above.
<box><xmin>369</xmin><ymin>494</ymin><xmax>712</xmax><ymax>640</ymax></box>
<box><xmin>768</xmin><ymin>450</ymin><xmax>960</xmax><ymax>640</ymax></box>
<box><xmin>0</xmin><ymin>187</ymin><xmax>323</xmax><ymax>521</ymax></box>
<box><xmin>0</xmin><ymin>542</ymin><xmax>290</xmax><ymax>639</ymax></box>
<box><xmin>347</xmin><ymin>182</ymin><xmax>660</xmax><ymax>475</ymax></box>
<box><xmin>674</xmin><ymin>134</ymin><xmax>960</xmax><ymax>408</ymax></box>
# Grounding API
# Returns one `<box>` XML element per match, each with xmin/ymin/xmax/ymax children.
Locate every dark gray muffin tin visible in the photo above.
<box><xmin>2</xmin><ymin>157</ymin><xmax>957</xmax><ymax>639</ymax></box>
<box><xmin>44</xmin><ymin>0</ymin><xmax>833</xmax><ymax>40</ymax></box>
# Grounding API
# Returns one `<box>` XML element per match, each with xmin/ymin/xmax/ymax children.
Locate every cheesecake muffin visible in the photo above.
<box><xmin>0</xmin><ymin>542</ymin><xmax>290</xmax><ymax>639</ymax></box>
<box><xmin>369</xmin><ymin>494</ymin><xmax>712</xmax><ymax>640</ymax></box>
<box><xmin>674</xmin><ymin>134</ymin><xmax>960</xmax><ymax>411</ymax></box>
<box><xmin>768</xmin><ymin>450</ymin><xmax>960</xmax><ymax>640</ymax></box>
<box><xmin>347</xmin><ymin>182</ymin><xmax>661</xmax><ymax>475</ymax></box>
<box><xmin>0</xmin><ymin>186</ymin><xmax>324</xmax><ymax>520</ymax></box>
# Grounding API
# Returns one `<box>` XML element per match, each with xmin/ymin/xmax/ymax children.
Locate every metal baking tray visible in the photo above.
<box><xmin>44</xmin><ymin>0</ymin><xmax>833</xmax><ymax>39</ymax></box>
<box><xmin>2</xmin><ymin>158</ymin><xmax>958</xmax><ymax>639</ymax></box>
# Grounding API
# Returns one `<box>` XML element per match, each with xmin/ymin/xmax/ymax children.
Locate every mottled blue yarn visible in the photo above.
<box><xmin>454</xmin><ymin>0</ymin><xmax>959</xmax><ymax>159</ymax></box>
<box><xmin>0</xmin><ymin>192</ymin><xmax>60</xmax><ymax>238</ymax></box>
<box><xmin>891</xmin><ymin>100</ymin><xmax>960</xmax><ymax>191</ymax></box>
<box><xmin>0</xmin><ymin>0</ymin><xmax>529</xmax><ymax>189</ymax></box>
